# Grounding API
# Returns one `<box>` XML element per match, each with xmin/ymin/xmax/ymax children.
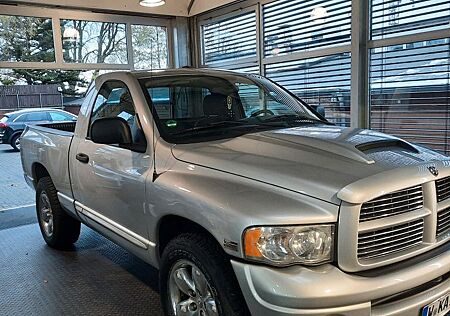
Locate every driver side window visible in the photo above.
<box><xmin>91</xmin><ymin>81</ymin><xmax>147</xmax><ymax>152</ymax></box>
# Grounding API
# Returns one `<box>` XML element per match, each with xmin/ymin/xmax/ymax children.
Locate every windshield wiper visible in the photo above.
<box><xmin>171</xmin><ymin>120</ymin><xmax>256</xmax><ymax>136</ymax></box>
<box><xmin>258</xmin><ymin>114</ymin><xmax>322</xmax><ymax>124</ymax></box>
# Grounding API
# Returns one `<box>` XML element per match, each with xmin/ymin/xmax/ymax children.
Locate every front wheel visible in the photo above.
<box><xmin>160</xmin><ymin>233</ymin><xmax>249</xmax><ymax>316</ymax></box>
<box><xmin>36</xmin><ymin>177</ymin><xmax>81</xmax><ymax>249</ymax></box>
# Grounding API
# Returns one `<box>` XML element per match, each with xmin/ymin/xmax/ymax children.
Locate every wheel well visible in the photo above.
<box><xmin>157</xmin><ymin>215</ymin><xmax>220</xmax><ymax>257</ymax></box>
<box><xmin>32</xmin><ymin>163</ymin><xmax>50</xmax><ymax>186</ymax></box>
<box><xmin>10</xmin><ymin>131</ymin><xmax>22</xmax><ymax>143</ymax></box>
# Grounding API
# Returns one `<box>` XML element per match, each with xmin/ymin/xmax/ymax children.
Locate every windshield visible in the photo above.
<box><xmin>140</xmin><ymin>73</ymin><xmax>327</xmax><ymax>143</ymax></box>
<box><xmin>0</xmin><ymin>116</ymin><xmax>9</xmax><ymax>123</ymax></box>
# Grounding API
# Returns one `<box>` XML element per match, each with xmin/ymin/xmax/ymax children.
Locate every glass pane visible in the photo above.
<box><xmin>92</xmin><ymin>84</ymin><xmax>136</xmax><ymax>121</ymax></box>
<box><xmin>147</xmin><ymin>87</ymin><xmax>171</xmax><ymax>119</ymax></box>
<box><xmin>14</xmin><ymin>115</ymin><xmax>26</xmax><ymax>122</ymax></box>
<box><xmin>265</xmin><ymin>53</ymin><xmax>351</xmax><ymax>127</ymax></box>
<box><xmin>0</xmin><ymin>68</ymin><xmax>110</xmax><ymax>113</ymax></box>
<box><xmin>263</xmin><ymin>0</ymin><xmax>352</xmax><ymax>57</ymax></box>
<box><xmin>202</xmin><ymin>11</ymin><xmax>257</xmax><ymax>64</ymax></box>
<box><xmin>0</xmin><ymin>15</ymin><xmax>55</xmax><ymax>62</ymax></box>
<box><xmin>371</xmin><ymin>0</ymin><xmax>450</xmax><ymax>40</ymax></box>
<box><xmin>27</xmin><ymin>112</ymin><xmax>49</xmax><ymax>121</ymax></box>
<box><xmin>50</xmin><ymin>112</ymin><xmax>74</xmax><ymax>121</ymax></box>
<box><xmin>132</xmin><ymin>25</ymin><xmax>168</xmax><ymax>70</ymax></box>
<box><xmin>370</xmin><ymin>39</ymin><xmax>450</xmax><ymax>155</ymax></box>
<box><xmin>140</xmin><ymin>74</ymin><xmax>321</xmax><ymax>144</ymax></box>
<box><xmin>61</xmin><ymin>20</ymin><xmax>127</xmax><ymax>64</ymax></box>
<box><xmin>91</xmin><ymin>81</ymin><xmax>146</xmax><ymax>150</ymax></box>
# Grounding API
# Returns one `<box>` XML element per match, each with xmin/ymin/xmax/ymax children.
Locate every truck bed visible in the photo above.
<box><xmin>20</xmin><ymin>121</ymin><xmax>76</xmax><ymax>214</ymax></box>
<box><xmin>38</xmin><ymin>121</ymin><xmax>77</xmax><ymax>133</ymax></box>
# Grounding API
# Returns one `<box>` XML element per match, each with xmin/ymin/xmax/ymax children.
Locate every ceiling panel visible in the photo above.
<box><xmin>3</xmin><ymin>0</ymin><xmax>239</xmax><ymax>16</ymax></box>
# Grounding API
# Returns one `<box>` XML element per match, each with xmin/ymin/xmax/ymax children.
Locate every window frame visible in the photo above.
<box><xmin>0</xmin><ymin>4</ymin><xmax>174</xmax><ymax>71</ymax></box>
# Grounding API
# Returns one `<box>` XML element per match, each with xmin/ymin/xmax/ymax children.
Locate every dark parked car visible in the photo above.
<box><xmin>0</xmin><ymin>108</ymin><xmax>77</xmax><ymax>151</ymax></box>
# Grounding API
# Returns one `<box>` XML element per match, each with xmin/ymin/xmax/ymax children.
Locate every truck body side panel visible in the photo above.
<box><xmin>20</xmin><ymin>125</ymin><xmax>77</xmax><ymax>216</ymax></box>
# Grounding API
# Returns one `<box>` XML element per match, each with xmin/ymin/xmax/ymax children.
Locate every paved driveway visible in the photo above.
<box><xmin>0</xmin><ymin>144</ymin><xmax>35</xmax><ymax>211</ymax></box>
<box><xmin>0</xmin><ymin>144</ymin><xmax>37</xmax><ymax>229</ymax></box>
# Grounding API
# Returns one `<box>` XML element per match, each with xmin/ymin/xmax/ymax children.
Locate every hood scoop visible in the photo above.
<box><xmin>356</xmin><ymin>139</ymin><xmax>419</xmax><ymax>154</ymax></box>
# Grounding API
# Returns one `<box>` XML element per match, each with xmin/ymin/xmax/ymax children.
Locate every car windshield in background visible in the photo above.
<box><xmin>140</xmin><ymin>74</ymin><xmax>326</xmax><ymax>143</ymax></box>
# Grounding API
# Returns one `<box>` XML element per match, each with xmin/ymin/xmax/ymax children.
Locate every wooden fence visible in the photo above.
<box><xmin>0</xmin><ymin>84</ymin><xmax>63</xmax><ymax>113</ymax></box>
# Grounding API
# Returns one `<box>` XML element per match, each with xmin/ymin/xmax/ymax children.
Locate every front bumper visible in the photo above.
<box><xmin>231</xmin><ymin>243</ymin><xmax>450</xmax><ymax>316</ymax></box>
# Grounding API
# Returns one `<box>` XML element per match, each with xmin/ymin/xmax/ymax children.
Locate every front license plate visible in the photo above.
<box><xmin>422</xmin><ymin>292</ymin><xmax>450</xmax><ymax>316</ymax></box>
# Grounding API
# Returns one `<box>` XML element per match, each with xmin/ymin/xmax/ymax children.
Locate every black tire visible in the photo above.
<box><xmin>160</xmin><ymin>232</ymin><xmax>250</xmax><ymax>316</ymax></box>
<box><xmin>36</xmin><ymin>177</ymin><xmax>81</xmax><ymax>249</ymax></box>
<box><xmin>11</xmin><ymin>134</ymin><xmax>20</xmax><ymax>151</ymax></box>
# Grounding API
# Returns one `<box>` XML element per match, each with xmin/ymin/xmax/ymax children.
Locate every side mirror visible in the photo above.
<box><xmin>317</xmin><ymin>106</ymin><xmax>325</xmax><ymax>118</ymax></box>
<box><xmin>90</xmin><ymin>117</ymin><xmax>132</xmax><ymax>145</ymax></box>
<box><xmin>312</xmin><ymin>105</ymin><xmax>325</xmax><ymax>118</ymax></box>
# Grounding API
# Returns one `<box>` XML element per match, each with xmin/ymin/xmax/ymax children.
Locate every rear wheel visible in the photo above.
<box><xmin>36</xmin><ymin>177</ymin><xmax>81</xmax><ymax>249</ymax></box>
<box><xmin>11</xmin><ymin>134</ymin><xmax>20</xmax><ymax>151</ymax></box>
<box><xmin>160</xmin><ymin>233</ymin><xmax>249</xmax><ymax>316</ymax></box>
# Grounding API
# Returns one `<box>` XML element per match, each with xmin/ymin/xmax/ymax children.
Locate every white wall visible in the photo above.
<box><xmin>189</xmin><ymin>0</ymin><xmax>238</xmax><ymax>16</ymax></box>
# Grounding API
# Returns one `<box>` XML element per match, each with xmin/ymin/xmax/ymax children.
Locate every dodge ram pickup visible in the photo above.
<box><xmin>21</xmin><ymin>68</ymin><xmax>450</xmax><ymax>316</ymax></box>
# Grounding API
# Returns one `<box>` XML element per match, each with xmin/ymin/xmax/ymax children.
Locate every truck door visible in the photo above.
<box><xmin>70</xmin><ymin>80</ymin><xmax>152</xmax><ymax>251</ymax></box>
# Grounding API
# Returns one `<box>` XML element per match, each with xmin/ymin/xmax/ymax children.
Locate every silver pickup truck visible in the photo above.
<box><xmin>21</xmin><ymin>69</ymin><xmax>450</xmax><ymax>316</ymax></box>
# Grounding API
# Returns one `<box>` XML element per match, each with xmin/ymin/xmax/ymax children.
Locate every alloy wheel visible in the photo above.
<box><xmin>39</xmin><ymin>191</ymin><xmax>54</xmax><ymax>237</ymax></box>
<box><xmin>169</xmin><ymin>260</ymin><xmax>219</xmax><ymax>316</ymax></box>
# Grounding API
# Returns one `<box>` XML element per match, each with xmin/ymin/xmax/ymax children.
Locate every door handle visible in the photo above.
<box><xmin>76</xmin><ymin>153</ymin><xmax>89</xmax><ymax>164</ymax></box>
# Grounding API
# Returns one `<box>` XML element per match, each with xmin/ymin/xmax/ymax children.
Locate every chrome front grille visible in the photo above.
<box><xmin>339</xmin><ymin>168</ymin><xmax>450</xmax><ymax>272</ymax></box>
<box><xmin>360</xmin><ymin>185</ymin><xmax>423</xmax><ymax>222</ymax></box>
<box><xmin>436</xmin><ymin>176</ymin><xmax>450</xmax><ymax>203</ymax></box>
<box><xmin>358</xmin><ymin>219</ymin><xmax>424</xmax><ymax>260</ymax></box>
<box><xmin>437</xmin><ymin>207</ymin><xmax>450</xmax><ymax>237</ymax></box>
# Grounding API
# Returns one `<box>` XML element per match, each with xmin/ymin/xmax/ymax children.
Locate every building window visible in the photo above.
<box><xmin>0</xmin><ymin>15</ymin><xmax>55</xmax><ymax>62</ymax></box>
<box><xmin>201</xmin><ymin>11</ymin><xmax>257</xmax><ymax>65</ymax></box>
<box><xmin>266</xmin><ymin>53</ymin><xmax>351</xmax><ymax>127</ymax></box>
<box><xmin>263</xmin><ymin>0</ymin><xmax>352</xmax><ymax>57</ymax></box>
<box><xmin>370</xmin><ymin>38</ymin><xmax>450</xmax><ymax>155</ymax></box>
<box><xmin>61</xmin><ymin>19</ymin><xmax>127</xmax><ymax>64</ymax></box>
<box><xmin>371</xmin><ymin>0</ymin><xmax>450</xmax><ymax>40</ymax></box>
<box><xmin>131</xmin><ymin>25</ymin><xmax>168</xmax><ymax>70</ymax></box>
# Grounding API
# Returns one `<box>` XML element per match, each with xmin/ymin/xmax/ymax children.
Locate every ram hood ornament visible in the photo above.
<box><xmin>428</xmin><ymin>166</ymin><xmax>439</xmax><ymax>177</ymax></box>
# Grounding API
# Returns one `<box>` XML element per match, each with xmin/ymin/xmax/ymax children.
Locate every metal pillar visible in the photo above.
<box><xmin>173</xmin><ymin>17</ymin><xmax>191</xmax><ymax>68</ymax></box>
<box><xmin>350</xmin><ymin>0</ymin><xmax>370</xmax><ymax>129</ymax></box>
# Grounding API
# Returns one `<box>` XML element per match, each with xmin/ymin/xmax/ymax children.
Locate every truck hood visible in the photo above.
<box><xmin>171</xmin><ymin>125</ymin><xmax>449</xmax><ymax>204</ymax></box>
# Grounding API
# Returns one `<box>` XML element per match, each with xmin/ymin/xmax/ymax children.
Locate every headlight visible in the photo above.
<box><xmin>243</xmin><ymin>225</ymin><xmax>334</xmax><ymax>266</ymax></box>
